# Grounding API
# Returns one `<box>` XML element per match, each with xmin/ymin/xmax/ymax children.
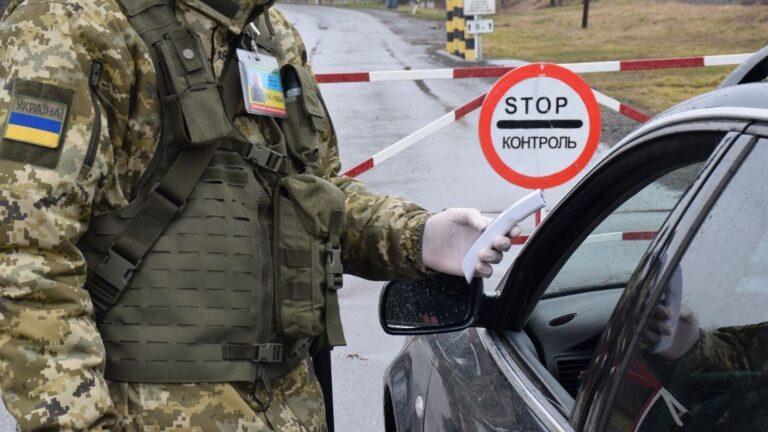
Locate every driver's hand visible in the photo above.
<box><xmin>421</xmin><ymin>208</ymin><xmax>521</xmax><ymax>278</ymax></box>
<box><xmin>645</xmin><ymin>304</ymin><xmax>700</xmax><ymax>361</ymax></box>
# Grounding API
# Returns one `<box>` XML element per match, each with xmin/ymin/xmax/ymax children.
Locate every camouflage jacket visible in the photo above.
<box><xmin>0</xmin><ymin>0</ymin><xmax>431</xmax><ymax>428</ymax></box>
<box><xmin>639</xmin><ymin>323</ymin><xmax>768</xmax><ymax>431</ymax></box>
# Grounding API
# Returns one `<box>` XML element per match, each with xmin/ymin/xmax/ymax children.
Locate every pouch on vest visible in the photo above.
<box><xmin>274</xmin><ymin>174</ymin><xmax>347</xmax><ymax>346</ymax></box>
<box><xmin>156</xmin><ymin>27</ymin><xmax>233</xmax><ymax>146</ymax></box>
<box><xmin>279</xmin><ymin>65</ymin><xmax>328</xmax><ymax>172</ymax></box>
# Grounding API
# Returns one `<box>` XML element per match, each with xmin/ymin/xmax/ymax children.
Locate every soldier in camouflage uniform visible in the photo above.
<box><xmin>0</xmin><ymin>0</ymin><xmax>517</xmax><ymax>430</ymax></box>
<box><xmin>634</xmin><ymin>304</ymin><xmax>768</xmax><ymax>431</ymax></box>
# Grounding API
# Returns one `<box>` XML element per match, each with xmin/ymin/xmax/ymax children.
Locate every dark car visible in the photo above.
<box><xmin>379</xmin><ymin>49</ymin><xmax>768</xmax><ymax>431</ymax></box>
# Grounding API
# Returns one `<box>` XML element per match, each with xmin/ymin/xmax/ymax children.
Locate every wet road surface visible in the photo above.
<box><xmin>280</xmin><ymin>4</ymin><xmax>641</xmax><ymax>431</ymax></box>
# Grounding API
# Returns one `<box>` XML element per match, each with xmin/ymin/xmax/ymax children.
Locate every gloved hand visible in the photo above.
<box><xmin>645</xmin><ymin>304</ymin><xmax>701</xmax><ymax>360</ymax></box>
<box><xmin>422</xmin><ymin>208</ymin><xmax>521</xmax><ymax>278</ymax></box>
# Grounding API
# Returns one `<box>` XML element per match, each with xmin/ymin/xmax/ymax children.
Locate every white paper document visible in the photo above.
<box><xmin>462</xmin><ymin>190</ymin><xmax>546</xmax><ymax>282</ymax></box>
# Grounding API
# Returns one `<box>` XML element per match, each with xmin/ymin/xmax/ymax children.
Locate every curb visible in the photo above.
<box><xmin>435</xmin><ymin>49</ymin><xmax>481</xmax><ymax>65</ymax></box>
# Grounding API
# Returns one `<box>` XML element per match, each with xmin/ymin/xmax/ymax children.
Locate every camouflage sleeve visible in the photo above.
<box><xmin>330</xmin><ymin>179</ymin><xmax>433</xmax><ymax>281</ymax></box>
<box><xmin>0</xmin><ymin>1</ymin><xmax>125</xmax><ymax>428</ymax></box>
<box><xmin>673</xmin><ymin>324</ymin><xmax>760</xmax><ymax>372</ymax></box>
<box><xmin>272</xmin><ymin>9</ymin><xmax>433</xmax><ymax>281</ymax></box>
<box><xmin>650</xmin><ymin>324</ymin><xmax>765</xmax><ymax>392</ymax></box>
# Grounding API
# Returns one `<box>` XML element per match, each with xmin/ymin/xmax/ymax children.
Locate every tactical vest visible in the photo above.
<box><xmin>76</xmin><ymin>0</ymin><xmax>347</xmax><ymax>384</ymax></box>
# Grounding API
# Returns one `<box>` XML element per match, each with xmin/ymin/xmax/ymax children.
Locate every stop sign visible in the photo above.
<box><xmin>478</xmin><ymin>63</ymin><xmax>602</xmax><ymax>189</ymax></box>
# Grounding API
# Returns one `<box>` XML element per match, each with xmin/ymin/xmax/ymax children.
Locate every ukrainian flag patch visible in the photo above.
<box><xmin>0</xmin><ymin>80</ymin><xmax>73</xmax><ymax>169</ymax></box>
<box><xmin>3</xmin><ymin>95</ymin><xmax>68</xmax><ymax>149</ymax></box>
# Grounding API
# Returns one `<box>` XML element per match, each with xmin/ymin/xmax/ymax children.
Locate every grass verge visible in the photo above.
<box><xmin>334</xmin><ymin>0</ymin><xmax>765</xmax><ymax>112</ymax></box>
<box><xmin>485</xmin><ymin>0</ymin><xmax>768</xmax><ymax>113</ymax></box>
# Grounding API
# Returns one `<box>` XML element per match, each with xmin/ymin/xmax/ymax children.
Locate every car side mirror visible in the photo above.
<box><xmin>379</xmin><ymin>274</ymin><xmax>485</xmax><ymax>335</ymax></box>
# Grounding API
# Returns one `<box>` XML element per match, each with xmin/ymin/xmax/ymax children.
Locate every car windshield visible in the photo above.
<box><xmin>545</xmin><ymin>163</ymin><xmax>702</xmax><ymax>297</ymax></box>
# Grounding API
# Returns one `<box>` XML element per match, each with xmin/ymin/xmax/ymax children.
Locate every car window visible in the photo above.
<box><xmin>545</xmin><ymin>163</ymin><xmax>703</xmax><ymax>297</ymax></box>
<box><xmin>606</xmin><ymin>141</ymin><xmax>768</xmax><ymax>431</ymax></box>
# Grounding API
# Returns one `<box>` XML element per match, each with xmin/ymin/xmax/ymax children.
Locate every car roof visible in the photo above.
<box><xmin>610</xmin><ymin>82</ymin><xmax>768</xmax><ymax>154</ymax></box>
<box><xmin>659</xmin><ymin>81</ymin><xmax>768</xmax><ymax>117</ymax></box>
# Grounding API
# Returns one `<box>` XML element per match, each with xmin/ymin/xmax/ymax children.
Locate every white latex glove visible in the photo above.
<box><xmin>422</xmin><ymin>208</ymin><xmax>521</xmax><ymax>278</ymax></box>
<box><xmin>646</xmin><ymin>304</ymin><xmax>701</xmax><ymax>361</ymax></box>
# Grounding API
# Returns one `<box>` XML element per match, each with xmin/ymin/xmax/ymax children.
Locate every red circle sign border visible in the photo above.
<box><xmin>478</xmin><ymin>63</ymin><xmax>602</xmax><ymax>189</ymax></box>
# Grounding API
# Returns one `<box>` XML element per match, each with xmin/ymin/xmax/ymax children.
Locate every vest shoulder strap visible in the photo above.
<box><xmin>87</xmin><ymin>0</ymin><xmax>231</xmax><ymax>318</ymax></box>
<box><xmin>88</xmin><ymin>144</ymin><xmax>218</xmax><ymax>320</ymax></box>
<box><xmin>88</xmin><ymin>0</ymin><xmax>287</xmax><ymax>319</ymax></box>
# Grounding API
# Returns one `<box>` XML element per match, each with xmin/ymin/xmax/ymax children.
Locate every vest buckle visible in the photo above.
<box><xmin>87</xmin><ymin>248</ymin><xmax>140</xmax><ymax>319</ymax></box>
<box><xmin>255</xmin><ymin>343</ymin><xmax>284</xmax><ymax>363</ymax></box>
<box><xmin>325</xmin><ymin>242</ymin><xmax>343</xmax><ymax>290</ymax></box>
<box><xmin>221</xmin><ymin>343</ymin><xmax>284</xmax><ymax>363</ymax></box>
<box><xmin>247</xmin><ymin>144</ymin><xmax>285</xmax><ymax>173</ymax></box>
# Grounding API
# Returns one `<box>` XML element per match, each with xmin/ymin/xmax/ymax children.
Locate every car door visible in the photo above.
<box><xmin>573</xmin><ymin>131</ymin><xmax>768</xmax><ymax>431</ymax></box>
<box><xmin>467</xmin><ymin>124</ymin><xmax>748</xmax><ymax>430</ymax></box>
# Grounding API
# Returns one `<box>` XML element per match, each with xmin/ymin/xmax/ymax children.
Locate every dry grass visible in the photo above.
<box><xmin>486</xmin><ymin>0</ymin><xmax>768</xmax><ymax>112</ymax></box>
<box><xmin>335</xmin><ymin>0</ymin><xmax>766</xmax><ymax>111</ymax></box>
<box><xmin>586</xmin><ymin>67</ymin><xmax>733</xmax><ymax>113</ymax></box>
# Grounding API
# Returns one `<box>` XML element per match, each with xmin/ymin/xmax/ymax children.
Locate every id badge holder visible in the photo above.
<box><xmin>237</xmin><ymin>48</ymin><xmax>287</xmax><ymax>118</ymax></box>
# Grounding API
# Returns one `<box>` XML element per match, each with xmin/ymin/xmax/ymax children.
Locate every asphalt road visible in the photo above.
<box><xmin>0</xmin><ymin>4</ymin><xmax>641</xmax><ymax>431</ymax></box>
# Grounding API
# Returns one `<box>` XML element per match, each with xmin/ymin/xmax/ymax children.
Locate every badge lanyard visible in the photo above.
<box><xmin>238</xmin><ymin>22</ymin><xmax>287</xmax><ymax>118</ymax></box>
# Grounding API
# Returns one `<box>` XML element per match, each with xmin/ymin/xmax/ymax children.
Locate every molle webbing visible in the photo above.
<box><xmin>88</xmin><ymin>151</ymin><xmax>305</xmax><ymax>383</ymax></box>
<box><xmin>77</xmin><ymin>0</ymin><xmax>306</xmax><ymax>383</ymax></box>
<box><xmin>87</xmin><ymin>144</ymin><xmax>217</xmax><ymax>318</ymax></box>
<box><xmin>86</xmin><ymin>0</ymin><xmax>233</xmax><ymax>319</ymax></box>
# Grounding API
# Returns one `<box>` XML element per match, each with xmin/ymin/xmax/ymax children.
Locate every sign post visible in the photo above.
<box><xmin>478</xmin><ymin>62</ymin><xmax>602</xmax><ymax>190</ymax></box>
<box><xmin>465</xmin><ymin>17</ymin><xmax>493</xmax><ymax>61</ymax></box>
<box><xmin>477</xmin><ymin>16</ymin><xmax>482</xmax><ymax>62</ymax></box>
<box><xmin>463</xmin><ymin>0</ymin><xmax>495</xmax><ymax>62</ymax></box>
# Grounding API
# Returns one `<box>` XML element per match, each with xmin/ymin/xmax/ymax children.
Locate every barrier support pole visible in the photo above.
<box><xmin>454</xmin><ymin>0</ymin><xmax>465</xmax><ymax>57</ymax></box>
<box><xmin>446</xmin><ymin>0</ymin><xmax>455</xmax><ymax>54</ymax></box>
<box><xmin>465</xmin><ymin>14</ymin><xmax>477</xmax><ymax>61</ymax></box>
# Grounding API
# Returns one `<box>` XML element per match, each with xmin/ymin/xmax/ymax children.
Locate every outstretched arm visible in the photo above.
<box><xmin>274</xmin><ymin>9</ymin><xmax>516</xmax><ymax>281</ymax></box>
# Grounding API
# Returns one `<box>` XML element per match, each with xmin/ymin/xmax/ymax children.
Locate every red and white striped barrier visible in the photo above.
<box><xmin>317</xmin><ymin>53</ymin><xmax>750</xmax><ymax>84</ymax></box>
<box><xmin>563</xmin><ymin>53</ymin><xmax>749</xmax><ymax>73</ymax></box>
<box><xmin>342</xmin><ymin>89</ymin><xmax>649</xmax><ymax>177</ymax></box>
<box><xmin>335</xmin><ymin>53</ymin><xmax>744</xmax><ymax>177</ymax></box>
<box><xmin>593</xmin><ymin>90</ymin><xmax>652</xmax><ymax>123</ymax></box>
<box><xmin>344</xmin><ymin>94</ymin><xmax>485</xmax><ymax>176</ymax></box>
<box><xmin>511</xmin><ymin>230</ymin><xmax>656</xmax><ymax>246</ymax></box>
